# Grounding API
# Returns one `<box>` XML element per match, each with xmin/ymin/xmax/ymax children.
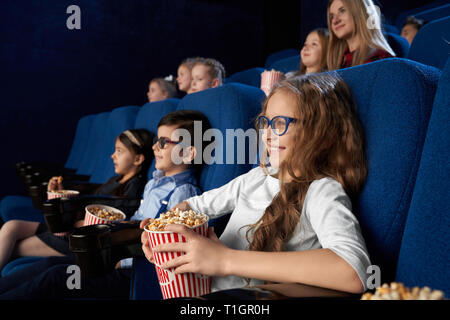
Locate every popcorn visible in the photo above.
<box><xmin>145</xmin><ymin>208</ymin><xmax>207</xmax><ymax>231</ymax></box>
<box><xmin>361</xmin><ymin>282</ymin><xmax>445</xmax><ymax>300</ymax></box>
<box><xmin>87</xmin><ymin>206</ymin><xmax>125</xmax><ymax>221</ymax></box>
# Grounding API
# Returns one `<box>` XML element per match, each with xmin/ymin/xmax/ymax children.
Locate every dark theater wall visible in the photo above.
<box><xmin>0</xmin><ymin>0</ymin><xmax>302</xmax><ymax>199</ymax></box>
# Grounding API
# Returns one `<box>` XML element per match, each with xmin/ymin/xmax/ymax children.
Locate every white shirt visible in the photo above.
<box><xmin>186</xmin><ymin>166</ymin><xmax>371</xmax><ymax>292</ymax></box>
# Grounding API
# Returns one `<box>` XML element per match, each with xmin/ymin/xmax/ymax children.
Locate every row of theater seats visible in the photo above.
<box><xmin>395</xmin><ymin>2</ymin><xmax>450</xmax><ymax>30</ymax></box>
<box><xmin>227</xmin><ymin>14</ymin><xmax>449</xmax><ymax>88</ymax></box>
<box><xmin>1</xmin><ymin>57</ymin><xmax>449</xmax><ymax>299</ymax></box>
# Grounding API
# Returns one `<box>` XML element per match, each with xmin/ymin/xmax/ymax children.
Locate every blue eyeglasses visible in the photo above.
<box><xmin>256</xmin><ymin>115</ymin><xmax>297</xmax><ymax>136</ymax></box>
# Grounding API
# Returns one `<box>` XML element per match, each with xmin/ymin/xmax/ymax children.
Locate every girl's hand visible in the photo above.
<box><xmin>140</xmin><ymin>218</ymin><xmax>154</xmax><ymax>264</ymax></box>
<box><xmin>152</xmin><ymin>224</ymin><xmax>230</xmax><ymax>277</ymax></box>
<box><xmin>47</xmin><ymin>176</ymin><xmax>63</xmax><ymax>192</ymax></box>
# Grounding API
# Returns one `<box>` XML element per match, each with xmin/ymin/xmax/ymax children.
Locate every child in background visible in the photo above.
<box><xmin>142</xmin><ymin>73</ymin><xmax>372</xmax><ymax>295</ymax></box>
<box><xmin>147</xmin><ymin>76</ymin><xmax>177</xmax><ymax>103</ymax></box>
<box><xmin>0</xmin><ymin>110</ymin><xmax>212</xmax><ymax>300</ymax></box>
<box><xmin>327</xmin><ymin>0</ymin><xmax>395</xmax><ymax>70</ymax></box>
<box><xmin>176</xmin><ymin>57</ymin><xmax>204</xmax><ymax>95</ymax></box>
<box><xmin>0</xmin><ymin>129</ymin><xmax>153</xmax><ymax>272</ymax></box>
<box><xmin>190</xmin><ymin>58</ymin><xmax>226</xmax><ymax>93</ymax></box>
<box><xmin>401</xmin><ymin>16</ymin><xmax>425</xmax><ymax>45</ymax></box>
<box><xmin>261</xmin><ymin>28</ymin><xmax>329</xmax><ymax>96</ymax></box>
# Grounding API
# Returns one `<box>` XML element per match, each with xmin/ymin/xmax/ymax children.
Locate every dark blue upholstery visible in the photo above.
<box><xmin>0</xmin><ymin>195</ymin><xmax>44</xmax><ymax>223</ymax></box>
<box><xmin>134</xmin><ymin>99</ymin><xmax>180</xmax><ymax>179</ymax></box>
<box><xmin>395</xmin><ymin>58</ymin><xmax>450</xmax><ymax>296</ymax></box>
<box><xmin>415</xmin><ymin>3</ymin><xmax>450</xmax><ymax>23</ymax></box>
<box><xmin>384</xmin><ymin>24</ymin><xmax>399</xmax><ymax>35</ymax></box>
<box><xmin>88</xmin><ymin>106</ymin><xmax>140</xmax><ymax>184</ymax></box>
<box><xmin>226</xmin><ymin>67</ymin><xmax>265</xmax><ymax>88</ymax></box>
<box><xmin>265</xmin><ymin>48</ymin><xmax>299</xmax><ymax>69</ymax></box>
<box><xmin>408</xmin><ymin>16</ymin><xmax>450</xmax><ymax>70</ymax></box>
<box><xmin>131</xmin><ymin>83</ymin><xmax>265</xmax><ymax>300</ymax></box>
<box><xmin>176</xmin><ymin>83</ymin><xmax>265</xmax><ymax>192</ymax></box>
<box><xmin>395</xmin><ymin>1</ymin><xmax>448</xmax><ymax>28</ymax></box>
<box><xmin>76</xmin><ymin>112</ymin><xmax>111</xmax><ymax>176</ymax></box>
<box><xmin>64</xmin><ymin>114</ymin><xmax>95</xmax><ymax>170</ymax></box>
<box><xmin>335</xmin><ymin>58</ymin><xmax>441</xmax><ymax>282</ymax></box>
<box><xmin>386</xmin><ymin>32</ymin><xmax>410</xmax><ymax>58</ymax></box>
<box><xmin>269</xmin><ymin>55</ymin><xmax>300</xmax><ymax>74</ymax></box>
<box><xmin>1</xmin><ymin>256</ymin><xmax>44</xmax><ymax>277</ymax></box>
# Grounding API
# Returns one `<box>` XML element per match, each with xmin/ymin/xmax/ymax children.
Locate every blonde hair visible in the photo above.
<box><xmin>327</xmin><ymin>0</ymin><xmax>395</xmax><ymax>70</ymax></box>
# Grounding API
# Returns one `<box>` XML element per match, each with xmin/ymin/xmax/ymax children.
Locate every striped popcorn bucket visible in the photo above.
<box><xmin>47</xmin><ymin>190</ymin><xmax>79</xmax><ymax>200</ymax></box>
<box><xmin>84</xmin><ymin>204</ymin><xmax>126</xmax><ymax>226</ymax></box>
<box><xmin>260</xmin><ymin>70</ymin><xmax>285</xmax><ymax>96</ymax></box>
<box><xmin>145</xmin><ymin>219</ymin><xmax>211</xmax><ymax>299</ymax></box>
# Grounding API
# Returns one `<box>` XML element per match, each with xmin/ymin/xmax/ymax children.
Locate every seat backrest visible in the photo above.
<box><xmin>176</xmin><ymin>83</ymin><xmax>265</xmax><ymax>192</ymax></box>
<box><xmin>265</xmin><ymin>48</ymin><xmax>299</xmax><ymax>69</ymax></box>
<box><xmin>408</xmin><ymin>16</ymin><xmax>450</xmax><ymax>70</ymax></box>
<box><xmin>89</xmin><ymin>106</ymin><xmax>140</xmax><ymax>184</ymax></box>
<box><xmin>75</xmin><ymin>112</ymin><xmax>110</xmax><ymax>176</ymax></box>
<box><xmin>395</xmin><ymin>0</ymin><xmax>448</xmax><ymax>28</ymax></box>
<box><xmin>269</xmin><ymin>55</ymin><xmax>300</xmax><ymax>74</ymax></box>
<box><xmin>386</xmin><ymin>32</ymin><xmax>410</xmax><ymax>58</ymax></box>
<box><xmin>415</xmin><ymin>3</ymin><xmax>450</xmax><ymax>23</ymax></box>
<box><xmin>395</xmin><ymin>58</ymin><xmax>450</xmax><ymax>297</ymax></box>
<box><xmin>226</xmin><ymin>67</ymin><xmax>265</xmax><ymax>88</ymax></box>
<box><xmin>64</xmin><ymin>114</ymin><xmax>95</xmax><ymax>170</ymax></box>
<box><xmin>335</xmin><ymin>58</ymin><xmax>441</xmax><ymax>282</ymax></box>
<box><xmin>134</xmin><ymin>99</ymin><xmax>180</xmax><ymax>179</ymax></box>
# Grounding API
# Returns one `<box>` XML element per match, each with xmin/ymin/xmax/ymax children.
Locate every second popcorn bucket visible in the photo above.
<box><xmin>144</xmin><ymin>209</ymin><xmax>211</xmax><ymax>299</ymax></box>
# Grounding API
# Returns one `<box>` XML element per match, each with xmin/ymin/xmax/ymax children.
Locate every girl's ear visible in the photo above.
<box><xmin>181</xmin><ymin>146</ymin><xmax>197</xmax><ymax>164</ymax></box>
<box><xmin>211</xmin><ymin>78</ymin><xmax>220</xmax><ymax>88</ymax></box>
<box><xmin>134</xmin><ymin>154</ymin><xmax>145</xmax><ymax>167</ymax></box>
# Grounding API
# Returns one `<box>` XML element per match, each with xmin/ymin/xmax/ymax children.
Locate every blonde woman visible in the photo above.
<box><xmin>327</xmin><ymin>0</ymin><xmax>395</xmax><ymax>70</ymax></box>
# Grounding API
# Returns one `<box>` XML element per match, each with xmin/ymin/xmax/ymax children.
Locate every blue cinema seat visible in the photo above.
<box><xmin>134</xmin><ymin>99</ymin><xmax>180</xmax><ymax>179</ymax></box>
<box><xmin>408</xmin><ymin>16</ymin><xmax>450</xmax><ymax>70</ymax></box>
<box><xmin>335</xmin><ymin>58</ymin><xmax>441</xmax><ymax>283</ymax></box>
<box><xmin>226</xmin><ymin>67</ymin><xmax>265</xmax><ymax>88</ymax></box>
<box><xmin>0</xmin><ymin>112</ymin><xmax>110</xmax><ymax>223</ymax></box>
<box><xmin>130</xmin><ymin>83</ymin><xmax>265</xmax><ymax>299</ymax></box>
<box><xmin>265</xmin><ymin>48</ymin><xmax>299</xmax><ymax>69</ymax></box>
<box><xmin>395</xmin><ymin>58</ymin><xmax>450</xmax><ymax>297</ymax></box>
<box><xmin>395</xmin><ymin>0</ymin><xmax>448</xmax><ymax>29</ymax></box>
<box><xmin>386</xmin><ymin>32</ymin><xmax>410</xmax><ymax>58</ymax></box>
<box><xmin>88</xmin><ymin>106</ymin><xmax>140</xmax><ymax>184</ymax></box>
<box><xmin>269</xmin><ymin>55</ymin><xmax>300</xmax><ymax>74</ymax></box>
<box><xmin>414</xmin><ymin>3</ymin><xmax>450</xmax><ymax>24</ymax></box>
<box><xmin>64</xmin><ymin>114</ymin><xmax>96</xmax><ymax>170</ymax></box>
<box><xmin>1</xmin><ymin>106</ymin><xmax>140</xmax><ymax>277</ymax></box>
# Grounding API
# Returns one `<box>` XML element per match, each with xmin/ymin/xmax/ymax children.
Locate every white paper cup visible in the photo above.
<box><xmin>47</xmin><ymin>190</ymin><xmax>79</xmax><ymax>200</ymax></box>
<box><xmin>144</xmin><ymin>216</ymin><xmax>211</xmax><ymax>299</ymax></box>
<box><xmin>84</xmin><ymin>204</ymin><xmax>126</xmax><ymax>226</ymax></box>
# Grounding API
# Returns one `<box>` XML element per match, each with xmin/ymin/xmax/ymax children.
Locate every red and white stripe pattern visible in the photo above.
<box><xmin>260</xmin><ymin>70</ymin><xmax>285</xmax><ymax>96</ymax></box>
<box><xmin>83</xmin><ymin>209</ymin><xmax>125</xmax><ymax>226</ymax></box>
<box><xmin>146</xmin><ymin>222</ymin><xmax>211</xmax><ymax>299</ymax></box>
<box><xmin>47</xmin><ymin>190</ymin><xmax>79</xmax><ymax>200</ymax></box>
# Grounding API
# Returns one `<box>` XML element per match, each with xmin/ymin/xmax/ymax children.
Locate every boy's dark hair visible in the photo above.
<box><xmin>118</xmin><ymin>129</ymin><xmax>155</xmax><ymax>176</ymax></box>
<box><xmin>194</xmin><ymin>58</ymin><xmax>226</xmax><ymax>85</ymax></box>
<box><xmin>158</xmin><ymin>110</ymin><xmax>212</xmax><ymax>170</ymax></box>
<box><xmin>151</xmin><ymin>78</ymin><xmax>177</xmax><ymax>99</ymax></box>
<box><xmin>404</xmin><ymin>16</ymin><xmax>426</xmax><ymax>30</ymax></box>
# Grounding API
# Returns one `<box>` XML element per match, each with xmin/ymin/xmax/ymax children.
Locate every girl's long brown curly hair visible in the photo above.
<box><xmin>246</xmin><ymin>73</ymin><xmax>367</xmax><ymax>255</ymax></box>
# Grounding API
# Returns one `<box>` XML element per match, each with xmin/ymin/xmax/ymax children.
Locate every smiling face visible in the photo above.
<box><xmin>261</xmin><ymin>90</ymin><xmax>298</xmax><ymax>169</ymax></box>
<box><xmin>190</xmin><ymin>64</ymin><xmax>219</xmax><ymax>93</ymax></box>
<box><xmin>329</xmin><ymin>0</ymin><xmax>355</xmax><ymax>40</ymax></box>
<box><xmin>177</xmin><ymin>64</ymin><xmax>192</xmax><ymax>93</ymax></box>
<box><xmin>301</xmin><ymin>31</ymin><xmax>323</xmax><ymax>71</ymax></box>
<box><xmin>152</xmin><ymin>124</ymin><xmax>189</xmax><ymax>176</ymax></box>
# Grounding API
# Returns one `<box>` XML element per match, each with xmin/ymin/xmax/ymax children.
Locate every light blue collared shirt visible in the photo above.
<box><xmin>121</xmin><ymin>169</ymin><xmax>201</xmax><ymax>268</ymax></box>
<box><xmin>130</xmin><ymin>169</ymin><xmax>200</xmax><ymax>221</ymax></box>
